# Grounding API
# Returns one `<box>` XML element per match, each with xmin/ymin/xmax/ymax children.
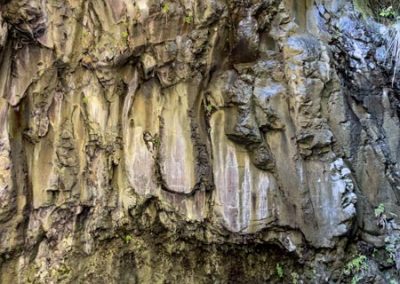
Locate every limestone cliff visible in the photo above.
<box><xmin>0</xmin><ymin>0</ymin><xmax>399</xmax><ymax>283</ymax></box>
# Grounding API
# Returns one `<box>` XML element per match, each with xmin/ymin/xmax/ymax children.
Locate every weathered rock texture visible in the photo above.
<box><xmin>0</xmin><ymin>0</ymin><xmax>399</xmax><ymax>283</ymax></box>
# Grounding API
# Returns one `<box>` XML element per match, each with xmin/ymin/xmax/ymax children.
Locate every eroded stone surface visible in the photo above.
<box><xmin>0</xmin><ymin>0</ymin><xmax>399</xmax><ymax>283</ymax></box>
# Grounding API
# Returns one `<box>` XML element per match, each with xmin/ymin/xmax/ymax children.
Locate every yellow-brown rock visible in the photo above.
<box><xmin>0</xmin><ymin>0</ymin><xmax>399</xmax><ymax>283</ymax></box>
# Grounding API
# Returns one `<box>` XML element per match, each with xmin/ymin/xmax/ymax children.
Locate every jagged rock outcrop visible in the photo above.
<box><xmin>0</xmin><ymin>0</ymin><xmax>399</xmax><ymax>283</ymax></box>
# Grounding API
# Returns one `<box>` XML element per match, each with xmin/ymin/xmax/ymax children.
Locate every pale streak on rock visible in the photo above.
<box><xmin>159</xmin><ymin>83</ymin><xmax>196</xmax><ymax>194</ymax></box>
<box><xmin>124</xmin><ymin>79</ymin><xmax>160</xmax><ymax>196</ymax></box>
<box><xmin>211</xmin><ymin>110</ymin><xmax>275</xmax><ymax>234</ymax></box>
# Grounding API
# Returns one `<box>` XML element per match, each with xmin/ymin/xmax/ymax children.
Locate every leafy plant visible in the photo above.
<box><xmin>122</xmin><ymin>234</ymin><xmax>133</xmax><ymax>244</ymax></box>
<box><xmin>82</xmin><ymin>96</ymin><xmax>89</xmax><ymax>105</ymax></box>
<box><xmin>374</xmin><ymin>203</ymin><xmax>389</xmax><ymax>228</ymax></box>
<box><xmin>344</xmin><ymin>255</ymin><xmax>368</xmax><ymax>275</ymax></box>
<box><xmin>375</xmin><ymin>203</ymin><xmax>385</xmax><ymax>217</ymax></box>
<box><xmin>276</xmin><ymin>263</ymin><xmax>284</xmax><ymax>279</ymax></box>
<box><xmin>206</xmin><ymin>104</ymin><xmax>214</xmax><ymax>114</ymax></box>
<box><xmin>161</xmin><ymin>3</ymin><xmax>170</xmax><ymax>23</ymax></box>
<box><xmin>121</xmin><ymin>31</ymin><xmax>129</xmax><ymax>40</ymax></box>
<box><xmin>355</xmin><ymin>0</ymin><xmax>400</xmax><ymax>22</ymax></box>
<box><xmin>380</xmin><ymin>5</ymin><xmax>397</xmax><ymax>18</ymax></box>
<box><xmin>184</xmin><ymin>15</ymin><xmax>193</xmax><ymax>24</ymax></box>
<box><xmin>343</xmin><ymin>255</ymin><xmax>368</xmax><ymax>284</ymax></box>
<box><xmin>162</xmin><ymin>3</ymin><xmax>170</xmax><ymax>14</ymax></box>
<box><xmin>376</xmin><ymin>2</ymin><xmax>400</xmax><ymax>86</ymax></box>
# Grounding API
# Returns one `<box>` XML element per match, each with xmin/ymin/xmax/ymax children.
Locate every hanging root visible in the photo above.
<box><xmin>385</xmin><ymin>22</ymin><xmax>400</xmax><ymax>86</ymax></box>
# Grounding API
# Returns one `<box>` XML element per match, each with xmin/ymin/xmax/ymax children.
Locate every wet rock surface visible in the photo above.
<box><xmin>0</xmin><ymin>0</ymin><xmax>399</xmax><ymax>283</ymax></box>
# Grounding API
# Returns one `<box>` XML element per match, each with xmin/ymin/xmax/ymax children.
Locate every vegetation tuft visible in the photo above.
<box><xmin>354</xmin><ymin>1</ymin><xmax>400</xmax><ymax>86</ymax></box>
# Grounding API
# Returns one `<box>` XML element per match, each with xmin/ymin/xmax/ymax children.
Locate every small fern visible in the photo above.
<box><xmin>162</xmin><ymin>3</ymin><xmax>170</xmax><ymax>14</ymax></box>
<box><xmin>344</xmin><ymin>255</ymin><xmax>368</xmax><ymax>276</ymax></box>
<box><xmin>184</xmin><ymin>15</ymin><xmax>193</xmax><ymax>24</ymax></box>
<box><xmin>121</xmin><ymin>31</ymin><xmax>129</xmax><ymax>39</ymax></box>
<box><xmin>122</xmin><ymin>234</ymin><xmax>133</xmax><ymax>244</ymax></box>
<box><xmin>276</xmin><ymin>263</ymin><xmax>284</xmax><ymax>279</ymax></box>
<box><xmin>374</xmin><ymin>203</ymin><xmax>385</xmax><ymax>217</ymax></box>
<box><xmin>380</xmin><ymin>5</ymin><xmax>397</xmax><ymax>18</ymax></box>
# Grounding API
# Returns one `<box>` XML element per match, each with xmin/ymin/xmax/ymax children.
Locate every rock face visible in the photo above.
<box><xmin>0</xmin><ymin>0</ymin><xmax>399</xmax><ymax>283</ymax></box>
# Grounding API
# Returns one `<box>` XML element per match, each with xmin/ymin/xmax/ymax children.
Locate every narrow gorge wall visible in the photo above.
<box><xmin>0</xmin><ymin>0</ymin><xmax>399</xmax><ymax>283</ymax></box>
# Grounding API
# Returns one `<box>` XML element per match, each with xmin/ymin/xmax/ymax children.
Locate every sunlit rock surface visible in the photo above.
<box><xmin>0</xmin><ymin>0</ymin><xmax>399</xmax><ymax>282</ymax></box>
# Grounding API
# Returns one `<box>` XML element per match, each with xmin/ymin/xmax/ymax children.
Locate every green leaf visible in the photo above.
<box><xmin>276</xmin><ymin>263</ymin><xmax>284</xmax><ymax>279</ymax></box>
<box><xmin>374</xmin><ymin>203</ymin><xmax>385</xmax><ymax>217</ymax></box>
<box><xmin>162</xmin><ymin>3</ymin><xmax>170</xmax><ymax>14</ymax></box>
<box><xmin>121</xmin><ymin>31</ymin><xmax>129</xmax><ymax>39</ymax></box>
<box><xmin>184</xmin><ymin>15</ymin><xmax>193</xmax><ymax>24</ymax></box>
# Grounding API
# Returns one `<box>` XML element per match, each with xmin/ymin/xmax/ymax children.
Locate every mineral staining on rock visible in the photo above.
<box><xmin>0</xmin><ymin>0</ymin><xmax>399</xmax><ymax>283</ymax></box>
